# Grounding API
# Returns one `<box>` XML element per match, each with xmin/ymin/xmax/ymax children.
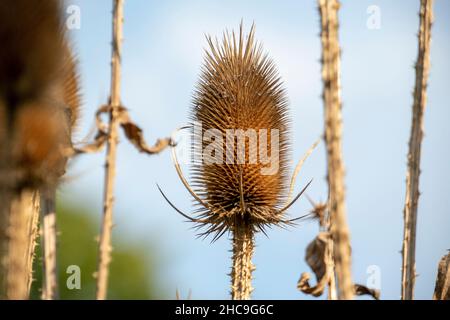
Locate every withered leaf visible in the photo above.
<box><xmin>433</xmin><ymin>251</ymin><xmax>450</xmax><ymax>300</ymax></box>
<box><xmin>354</xmin><ymin>283</ymin><xmax>380</xmax><ymax>300</ymax></box>
<box><xmin>297</xmin><ymin>232</ymin><xmax>331</xmax><ymax>297</ymax></box>
<box><xmin>72</xmin><ymin>104</ymin><xmax>172</xmax><ymax>156</ymax></box>
<box><xmin>121</xmin><ymin>120</ymin><xmax>172</xmax><ymax>155</ymax></box>
<box><xmin>306</xmin><ymin>232</ymin><xmax>329</xmax><ymax>281</ymax></box>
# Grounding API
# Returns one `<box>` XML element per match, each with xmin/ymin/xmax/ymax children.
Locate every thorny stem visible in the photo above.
<box><xmin>231</xmin><ymin>222</ymin><xmax>255</xmax><ymax>300</ymax></box>
<box><xmin>96</xmin><ymin>0</ymin><xmax>124</xmax><ymax>300</ymax></box>
<box><xmin>325</xmin><ymin>218</ymin><xmax>337</xmax><ymax>300</ymax></box>
<box><xmin>3</xmin><ymin>190</ymin><xmax>40</xmax><ymax>299</ymax></box>
<box><xmin>25</xmin><ymin>191</ymin><xmax>40</xmax><ymax>297</ymax></box>
<box><xmin>41</xmin><ymin>190</ymin><xmax>59</xmax><ymax>300</ymax></box>
<box><xmin>318</xmin><ymin>0</ymin><xmax>353</xmax><ymax>299</ymax></box>
<box><xmin>401</xmin><ymin>0</ymin><xmax>433</xmax><ymax>301</ymax></box>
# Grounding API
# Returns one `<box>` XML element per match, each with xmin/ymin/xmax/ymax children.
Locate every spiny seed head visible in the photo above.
<box><xmin>0</xmin><ymin>0</ymin><xmax>80</xmax><ymax>189</ymax></box>
<box><xmin>189</xmin><ymin>23</ymin><xmax>291</xmax><ymax>238</ymax></box>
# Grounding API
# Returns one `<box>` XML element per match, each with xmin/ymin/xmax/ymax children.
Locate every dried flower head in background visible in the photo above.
<box><xmin>0</xmin><ymin>0</ymin><xmax>80</xmax><ymax>189</ymax></box>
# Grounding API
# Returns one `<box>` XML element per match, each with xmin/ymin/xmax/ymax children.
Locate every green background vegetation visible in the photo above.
<box><xmin>30</xmin><ymin>203</ymin><xmax>160</xmax><ymax>299</ymax></box>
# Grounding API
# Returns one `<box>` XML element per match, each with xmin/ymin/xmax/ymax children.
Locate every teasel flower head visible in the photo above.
<box><xmin>0</xmin><ymin>0</ymin><xmax>80</xmax><ymax>189</ymax></box>
<box><xmin>163</xmin><ymin>23</ymin><xmax>311</xmax><ymax>238</ymax></box>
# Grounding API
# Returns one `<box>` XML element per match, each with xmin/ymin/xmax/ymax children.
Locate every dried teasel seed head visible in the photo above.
<box><xmin>189</xmin><ymin>23</ymin><xmax>291</xmax><ymax>238</ymax></box>
<box><xmin>0</xmin><ymin>0</ymin><xmax>81</xmax><ymax>189</ymax></box>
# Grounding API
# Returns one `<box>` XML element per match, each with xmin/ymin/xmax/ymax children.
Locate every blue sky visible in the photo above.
<box><xmin>63</xmin><ymin>0</ymin><xmax>450</xmax><ymax>299</ymax></box>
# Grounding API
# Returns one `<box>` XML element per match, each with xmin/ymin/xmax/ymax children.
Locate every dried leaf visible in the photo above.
<box><xmin>297</xmin><ymin>232</ymin><xmax>331</xmax><ymax>297</ymax></box>
<box><xmin>433</xmin><ymin>251</ymin><xmax>450</xmax><ymax>300</ymax></box>
<box><xmin>354</xmin><ymin>283</ymin><xmax>380</xmax><ymax>300</ymax></box>
<box><xmin>298</xmin><ymin>272</ymin><xmax>328</xmax><ymax>297</ymax></box>
<box><xmin>121</xmin><ymin>120</ymin><xmax>172</xmax><ymax>155</ymax></box>
<box><xmin>306</xmin><ymin>232</ymin><xmax>329</xmax><ymax>280</ymax></box>
<box><xmin>71</xmin><ymin>104</ymin><xmax>172</xmax><ymax>156</ymax></box>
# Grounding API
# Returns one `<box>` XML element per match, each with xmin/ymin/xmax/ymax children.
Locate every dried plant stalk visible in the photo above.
<box><xmin>317</xmin><ymin>0</ymin><xmax>353</xmax><ymax>299</ymax></box>
<box><xmin>25</xmin><ymin>192</ymin><xmax>40</xmax><ymax>296</ymax></box>
<box><xmin>401</xmin><ymin>0</ymin><xmax>433</xmax><ymax>301</ymax></box>
<box><xmin>96</xmin><ymin>0</ymin><xmax>124</xmax><ymax>300</ymax></box>
<box><xmin>41</xmin><ymin>190</ymin><xmax>59</xmax><ymax>300</ymax></box>
<box><xmin>1</xmin><ymin>190</ymin><xmax>40</xmax><ymax>299</ymax></box>
<box><xmin>231</xmin><ymin>224</ymin><xmax>255</xmax><ymax>300</ymax></box>
<box><xmin>0</xmin><ymin>192</ymin><xmax>13</xmax><ymax>298</ymax></box>
<box><xmin>326</xmin><ymin>229</ymin><xmax>337</xmax><ymax>300</ymax></box>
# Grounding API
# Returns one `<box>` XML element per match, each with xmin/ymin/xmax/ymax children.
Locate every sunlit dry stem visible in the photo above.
<box><xmin>318</xmin><ymin>0</ymin><xmax>353</xmax><ymax>299</ymax></box>
<box><xmin>25</xmin><ymin>192</ymin><xmax>40</xmax><ymax>296</ymax></box>
<box><xmin>326</xmin><ymin>226</ymin><xmax>337</xmax><ymax>300</ymax></box>
<box><xmin>231</xmin><ymin>223</ymin><xmax>255</xmax><ymax>300</ymax></box>
<box><xmin>96</xmin><ymin>0</ymin><xmax>124</xmax><ymax>300</ymax></box>
<box><xmin>41</xmin><ymin>190</ymin><xmax>59</xmax><ymax>300</ymax></box>
<box><xmin>1</xmin><ymin>190</ymin><xmax>40</xmax><ymax>299</ymax></box>
<box><xmin>401</xmin><ymin>0</ymin><xmax>433</xmax><ymax>301</ymax></box>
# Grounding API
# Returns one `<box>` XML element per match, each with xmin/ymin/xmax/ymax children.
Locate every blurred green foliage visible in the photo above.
<box><xmin>30</xmin><ymin>202</ymin><xmax>159</xmax><ymax>299</ymax></box>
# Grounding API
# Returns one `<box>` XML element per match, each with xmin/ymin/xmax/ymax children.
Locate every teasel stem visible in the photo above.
<box><xmin>231</xmin><ymin>221</ymin><xmax>255</xmax><ymax>300</ymax></box>
<box><xmin>325</xmin><ymin>212</ymin><xmax>337</xmax><ymax>300</ymax></box>
<box><xmin>0</xmin><ymin>192</ymin><xmax>10</xmax><ymax>298</ymax></box>
<box><xmin>95</xmin><ymin>0</ymin><xmax>124</xmax><ymax>300</ymax></box>
<box><xmin>318</xmin><ymin>0</ymin><xmax>353</xmax><ymax>299</ymax></box>
<box><xmin>25</xmin><ymin>191</ymin><xmax>40</xmax><ymax>297</ymax></box>
<box><xmin>41</xmin><ymin>189</ymin><xmax>59</xmax><ymax>300</ymax></box>
<box><xmin>0</xmin><ymin>190</ymin><xmax>40</xmax><ymax>299</ymax></box>
<box><xmin>327</xmin><ymin>259</ymin><xmax>337</xmax><ymax>300</ymax></box>
<box><xmin>401</xmin><ymin>0</ymin><xmax>433</xmax><ymax>301</ymax></box>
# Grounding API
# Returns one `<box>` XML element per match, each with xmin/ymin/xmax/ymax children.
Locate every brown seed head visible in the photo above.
<box><xmin>0</xmin><ymin>0</ymin><xmax>80</xmax><ymax>189</ymax></box>
<box><xmin>189</xmin><ymin>24</ymin><xmax>291</xmax><ymax>237</ymax></box>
